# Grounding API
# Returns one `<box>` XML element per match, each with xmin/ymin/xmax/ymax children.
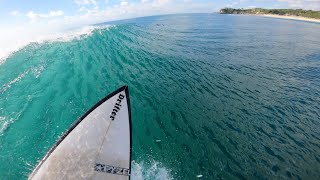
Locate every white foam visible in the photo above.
<box><xmin>0</xmin><ymin>24</ymin><xmax>113</xmax><ymax>66</ymax></box>
<box><xmin>32</xmin><ymin>64</ymin><xmax>45</xmax><ymax>79</ymax></box>
<box><xmin>0</xmin><ymin>117</ymin><xmax>14</xmax><ymax>136</ymax></box>
<box><xmin>0</xmin><ymin>69</ymin><xmax>30</xmax><ymax>93</ymax></box>
<box><xmin>131</xmin><ymin>160</ymin><xmax>173</xmax><ymax>180</ymax></box>
<box><xmin>1</xmin><ymin>63</ymin><xmax>47</xmax><ymax>93</ymax></box>
<box><xmin>34</xmin><ymin>25</ymin><xmax>114</xmax><ymax>43</ymax></box>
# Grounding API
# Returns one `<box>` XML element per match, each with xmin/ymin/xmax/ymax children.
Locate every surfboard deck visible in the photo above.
<box><xmin>29</xmin><ymin>86</ymin><xmax>132</xmax><ymax>180</ymax></box>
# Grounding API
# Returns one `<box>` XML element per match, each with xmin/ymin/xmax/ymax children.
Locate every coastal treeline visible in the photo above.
<box><xmin>219</xmin><ymin>8</ymin><xmax>320</xmax><ymax>19</ymax></box>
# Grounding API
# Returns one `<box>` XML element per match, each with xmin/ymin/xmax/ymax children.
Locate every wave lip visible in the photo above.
<box><xmin>0</xmin><ymin>25</ymin><xmax>114</xmax><ymax>65</ymax></box>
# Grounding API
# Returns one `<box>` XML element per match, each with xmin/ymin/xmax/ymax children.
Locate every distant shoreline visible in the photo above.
<box><xmin>253</xmin><ymin>14</ymin><xmax>320</xmax><ymax>23</ymax></box>
<box><xmin>220</xmin><ymin>13</ymin><xmax>320</xmax><ymax>23</ymax></box>
<box><xmin>218</xmin><ymin>8</ymin><xmax>320</xmax><ymax>23</ymax></box>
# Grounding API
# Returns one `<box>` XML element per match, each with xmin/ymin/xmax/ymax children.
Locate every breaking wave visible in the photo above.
<box><xmin>0</xmin><ymin>25</ymin><xmax>114</xmax><ymax>65</ymax></box>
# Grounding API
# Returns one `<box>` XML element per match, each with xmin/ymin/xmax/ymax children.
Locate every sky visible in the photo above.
<box><xmin>0</xmin><ymin>0</ymin><xmax>319</xmax><ymax>61</ymax></box>
<box><xmin>0</xmin><ymin>0</ymin><xmax>319</xmax><ymax>27</ymax></box>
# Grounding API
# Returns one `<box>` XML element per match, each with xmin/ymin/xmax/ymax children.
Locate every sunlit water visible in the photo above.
<box><xmin>0</xmin><ymin>14</ymin><xmax>320</xmax><ymax>179</ymax></box>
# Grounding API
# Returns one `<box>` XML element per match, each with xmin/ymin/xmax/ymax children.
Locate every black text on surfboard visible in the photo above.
<box><xmin>110</xmin><ymin>93</ymin><xmax>125</xmax><ymax>121</ymax></box>
<box><xmin>95</xmin><ymin>164</ymin><xmax>130</xmax><ymax>176</ymax></box>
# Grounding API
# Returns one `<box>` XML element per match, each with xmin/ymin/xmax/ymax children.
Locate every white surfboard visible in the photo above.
<box><xmin>29</xmin><ymin>86</ymin><xmax>132</xmax><ymax>180</ymax></box>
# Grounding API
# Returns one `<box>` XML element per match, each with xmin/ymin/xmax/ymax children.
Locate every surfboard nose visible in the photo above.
<box><xmin>29</xmin><ymin>86</ymin><xmax>132</xmax><ymax>180</ymax></box>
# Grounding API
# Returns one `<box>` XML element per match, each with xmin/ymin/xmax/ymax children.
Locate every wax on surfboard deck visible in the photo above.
<box><xmin>29</xmin><ymin>86</ymin><xmax>132</xmax><ymax>180</ymax></box>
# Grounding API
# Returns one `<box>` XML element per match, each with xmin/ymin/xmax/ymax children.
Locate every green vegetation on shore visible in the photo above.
<box><xmin>219</xmin><ymin>8</ymin><xmax>320</xmax><ymax>19</ymax></box>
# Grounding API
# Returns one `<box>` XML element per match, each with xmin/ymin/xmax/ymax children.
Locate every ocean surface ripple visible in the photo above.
<box><xmin>0</xmin><ymin>14</ymin><xmax>320</xmax><ymax>179</ymax></box>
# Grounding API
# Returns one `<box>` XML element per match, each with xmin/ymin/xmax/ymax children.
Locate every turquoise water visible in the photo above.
<box><xmin>1</xmin><ymin>14</ymin><xmax>320</xmax><ymax>179</ymax></box>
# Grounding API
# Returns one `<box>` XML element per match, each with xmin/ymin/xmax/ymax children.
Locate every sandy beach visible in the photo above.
<box><xmin>257</xmin><ymin>14</ymin><xmax>320</xmax><ymax>23</ymax></box>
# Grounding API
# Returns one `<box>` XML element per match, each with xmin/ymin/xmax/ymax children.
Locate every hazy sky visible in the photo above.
<box><xmin>1</xmin><ymin>0</ymin><xmax>319</xmax><ymax>27</ymax></box>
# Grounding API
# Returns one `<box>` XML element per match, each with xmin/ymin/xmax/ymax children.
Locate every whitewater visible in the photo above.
<box><xmin>0</xmin><ymin>24</ymin><xmax>112</xmax><ymax>65</ymax></box>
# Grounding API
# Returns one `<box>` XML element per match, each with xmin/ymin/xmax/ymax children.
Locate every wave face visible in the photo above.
<box><xmin>1</xmin><ymin>14</ymin><xmax>320</xmax><ymax>179</ymax></box>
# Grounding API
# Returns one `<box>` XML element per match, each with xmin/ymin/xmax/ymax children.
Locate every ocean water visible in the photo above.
<box><xmin>1</xmin><ymin>14</ymin><xmax>320</xmax><ymax>179</ymax></box>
